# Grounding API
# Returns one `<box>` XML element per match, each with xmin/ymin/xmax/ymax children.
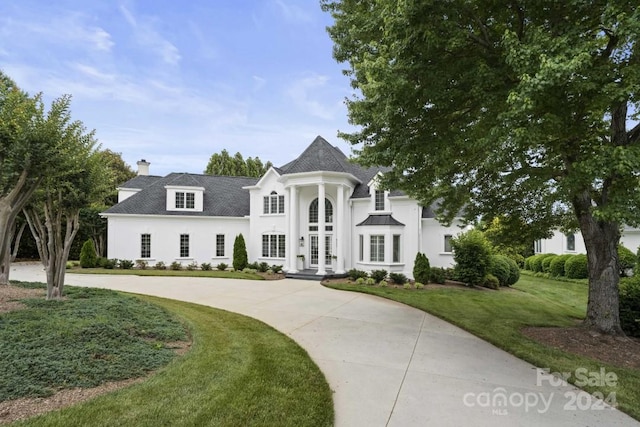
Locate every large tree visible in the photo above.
<box><xmin>0</xmin><ymin>72</ymin><xmax>68</xmax><ymax>284</ymax></box>
<box><xmin>322</xmin><ymin>1</ymin><xmax>640</xmax><ymax>334</ymax></box>
<box><xmin>204</xmin><ymin>149</ymin><xmax>272</xmax><ymax>177</ymax></box>
<box><xmin>23</xmin><ymin>100</ymin><xmax>109</xmax><ymax>300</ymax></box>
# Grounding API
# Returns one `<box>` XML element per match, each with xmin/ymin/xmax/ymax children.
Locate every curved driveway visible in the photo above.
<box><xmin>11</xmin><ymin>264</ymin><xmax>639</xmax><ymax>426</ymax></box>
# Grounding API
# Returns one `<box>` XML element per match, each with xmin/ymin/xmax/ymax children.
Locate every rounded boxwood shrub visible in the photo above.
<box><xmin>504</xmin><ymin>256</ymin><xmax>520</xmax><ymax>286</ymax></box>
<box><xmin>565</xmin><ymin>254</ymin><xmax>589</xmax><ymax>279</ymax></box>
<box><xmin>528</xmin><ymin>255</ymin><xmax>545</xmax><ymax>272</ymax></box>
<box><xmin>482</xmin><ymin>274</ymin><xmax>500</xmax><ymax>290</ymax></box>
<box><xmin>429</xmin><ymin>267</ymin><xmax>446</xmax><ymax>284</ymax></box>
<box><xmin>489</xmin><ymin>255</ymin><xmax>511</xmax><ymax>287</ymax></box>
<box><xmin>618</xmin><ymin>244</ymin><xmax>636</xmax><ymax>277</ymax></box>
<box><xmin>451</xmin><ymin>229</ymin><xmax>492</xmax><ymax>286</ymax></box>
<box><xmin>370</xmin><ymin>269</ymin><xmax>388</xmax><ymax>283</ymax></box>
<box><xmin>524</xmin><ymin>255</ymin><xmax>534</xmax><ymax>271</ymax></box>
<box><xmin>541</xmin><ymin>255</ymin><xmax>557</xmax><ymax>273</ymax></box>
<box><xmin>549</xmin><ymin>254</ymin><xmax>573</xmax><ymax>277</ymax></box>
<box><xmin>79</xmin><ymin>239</ymin><xmax>97</xmax><ymax>268</ymax></box>
<box><xmin>619</xmin><ymin>277</ymin><xmax>640</xmax><ymax>337</ymax></box>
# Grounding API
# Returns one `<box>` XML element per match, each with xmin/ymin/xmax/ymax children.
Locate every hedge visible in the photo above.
<box><xmin>620</xmin><ymin>277</ymin><xmax>640</xmax><ymax>337</ymax></box>
<box><xmin>565</xmin><ymin>254</ymin><xmax>589</xmax><ymax>279</ymax></box>
<box><xmin>549</xmin><ymin>254</ymin><xmax>573</xmax><ymax>277</ymax></box>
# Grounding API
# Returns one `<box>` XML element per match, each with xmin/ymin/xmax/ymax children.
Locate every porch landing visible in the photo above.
<box><xmin>285</xmin><ymin>269</ymin><xmax>348</xmax><ymax>281</ymax></box>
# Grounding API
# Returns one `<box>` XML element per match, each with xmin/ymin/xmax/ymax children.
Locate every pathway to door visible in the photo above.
<box><xmin>10</xmin><ymin>263</ymin><xmax>639</xmax><ymax>427</ymax></box>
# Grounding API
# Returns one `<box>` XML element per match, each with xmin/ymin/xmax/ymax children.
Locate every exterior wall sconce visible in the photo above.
<box><xmin>299</xmin><ymin>236</ymin><xmax>304</xmax><ymax>247</ymax></box>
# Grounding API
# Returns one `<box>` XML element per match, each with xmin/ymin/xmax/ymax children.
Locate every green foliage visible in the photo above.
<box><xmin>541</xmin><ymin>255</ymin><xmax>557</xmax><ymax>273</ymax></box>
<box><xmin>215</xmin><ymin>262</ymin><xmax>227</xmax><ymax>271</ymax></box>
<box><xmin>415</xmin><ymin>282</ymin><xmax>425</xmax><ymax>289</ymax></box>
<box><xmin>256</xmin><ymin>262</ymin><xmax>269</xmax><ymax>272</ymax></box>
<box><xmin>347</xmin><ymin>269</ymin><xmax>368</xmax><ymax>280</ymax></box>
<box><xmin>451</xmin><ymin>230</ymin><xmax>492</xmax><ymax>286</ymax></box>
<box><xmin>200</xmin><ymin>262</ymin><xmax>212</xmax><ymax>271</ymax></box>
<box><xmin>489</xmin><ymin>255</ymin><xmax>511</xmax><ymax>287</ymax></box>
<box><xmin>619</xmin><ymin>277</ymin><xmax>640</xmax><ymax>338</ymax></box>
<box><xmin>365</xmin><ymin>277</ymin><xmax>376</xmax><ymax>286</ymax></box>
<box><xmin>429</xmin><ymin>267</ymin><xmax>446</xmax><ymax>284</ymax></box>
<box><xmin>549</xmin><ymin>254</ymin><xmax>574</xmax><ymax>277</ymax></box>
<box><xmin>119</xmin><ymin>259</ymin><xmax>134</xmax><ymax>270</ymax></box>
<box><xmin>529</xmin><ymin>254</ymin><xmax>556</xmax><ymax>273</ymax></box>
<box><xmin>136</xmin><ymin>260</ymin><xmax>148</xmax><ymax>270</ymax></box>
<box><xmin>185</xmin><ymin>261</ymin><xmax>198</xmax><ymax>271</ymax></box>
<box><xmin>204</xmin><ymin>149</ymin><xmax>273</xmax><ymax>177</ymax></box>
<box><xmin>482</xmin><ymin>274</ymin><xmax>500</xmax><ymax>290</ymax></box>
<box><xmin>79</xmin><ymin>239</ymin><xmax>97</xmax><ymax>268</ymax></box>
<box><xmin>0</xmin><ymin>286</ymin><xmax>186</xmax><ymax>400</ymax></box>
<box><xmin>389</xmin><ymin>272</ymin><xmax>408</xmax><ymax>285</ymax></box>
<box><xmin>565</xmin><ymin>255</ymin><xmax>589</xmax><ymax>279</ymax></box>
<box><xmin>370</xmin><ymin>269</ymin><xmax>388</xmax><ymax>283</ymax></box>
<box><xmin>412</xmin><ymin>252</ymin><xmax>431</xmax><ymax>284</ymax></box>
<box><xmin>618</xmin><ymin>245</ymin><xmax>637</xmax><ymax>277</ymax></box>
<box><xmin>355</xmin><ymin>277</ymin><xmax>366</xmax><ymax>285</ymax></box>
<box><xmin>170</xmin><ymin>261</ymin><xmax>182</xmax><ymax>271</ymax></box>
<box><xmin>103</xmin><ymin>259</ymin><xmax>118</xmax><ymax>269</ymax></box>
<box><xmin>154</xmin><ymin>261</ymin><xmax>166</xmax><ymax>270</ymax></box>
<box><xmin>233</xmin><ymin>234</ymin><xmax>248</xmax><ymax>271</ymax></box>
<box><xmin>271</xmin><ymin>264</ymin><xmax>283</xmax><ymax>273</ymax></box>
<box><xmin>504</xmin><ymin>256</ymin><xmax>520</xmax><ymax>286</ymax></box>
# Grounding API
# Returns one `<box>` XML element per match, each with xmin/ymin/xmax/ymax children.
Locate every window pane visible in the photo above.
<box><xmin>393</xmin><ymin>235</ymin><xmax>400</xmax><ymax>263</ymax></box>
<box><xmin>141</xmin><ymin>234</ymin><xmax>151</xmax><ymax>258</ymax></box>
<box><xmin>278</xmin><ymin>235</ymin><xmax>286</xmax><ymax>258</ymax></box>
<box><xmin>278</xmin><ymin>195</ymin><xmax>285</xmax><ymax>214</ymax></box>
<box><xmin>566</xmin><ymin>234</ymin><xmax>575</xmax><ymax>251</ymax></box>
<box><xmin>262</xmin><ymin>235</ymin><xmax>269</xmax><ymax>257</ymax></box>
<box><xmin>359</xmin><ymin>235</ymin><xmax>363</xmax><ymax>262</ymax></box>
<box><xmin>175</xmin><ymin>192</ymin><xmax>185</xmax><ymax>209</ymax></box>
<box><xmin>375</xmin><ymin>190</ymin><xmax>384</xmax><ymax>211</ymax></box>
<box><xmin>216</xmin><ymin>234</ymin><xmax>225</xmax><ymax>257</ymax></box>
<box><xmin>263</xmin><ymin>196</ymin><xmax>269</xmax><ymax>214</ymax></box>
<box><xmin>325</xmin><ymin>199</ymin><xmax>333</xmax><ymax>223</ymax></box>
<box><xmin>309</xmin><ymin>198</ymin><xmax>318</xmax><ymax>224</ymax></box>
<box><xmin>270</xmin><ymin>235</ymin><xmax>277</xmax><ymax>257</ymax></box>
<box><xmin>444</xmin><ymin>235</ymin><xmax>453</xmax><ymax>253</ymax></box>
<box><xmin>270</xmin><ymin>196</ymin><xmax>277</xmax><ymax>214</ymax></box>
<box><xmin>186</xmin><ymin>192</ymin><xmax>195</xmax><ymax>209</ymax></box>
<box><xmin>370</xmin><ymin>235</ymin><xmax>384</xmax><ymax>262</ymax></box>
<box><xmin>180</xmin><ymin>234</ymin><xmax>189</xmax><ymax>258</ymax></box>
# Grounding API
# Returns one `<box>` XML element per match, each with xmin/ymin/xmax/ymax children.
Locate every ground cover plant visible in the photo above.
<box><xmin>324</xmin><ymin>273</ymin><xmax>640</xmax><ymax>420</ymax></box>
<box><xmin>1</xmin><ymin>284</ymin><xmax>334</xmax><ymax>426</ymax></box>
<box><xmin>67</xmin><ymin>267</ymin><xmax>264</xmax><ymax>280</ymax></box>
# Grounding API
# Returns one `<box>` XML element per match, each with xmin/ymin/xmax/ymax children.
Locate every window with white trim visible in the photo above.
<box><xmin>443</xmin><ymin>235</ymin><xmax>453</xmax><ymax>253</ymax></box>
<box><xmin>262</xmin><ymin>234</ymin><xmax>286</xmax><ymax>258</ymax></box>
<box><xmin>534</xmin><ymin>240</ymin><xmax>542</xmax><ymax>253</ymax></box>
<box><xmin>180</xmin><ymin>234</ymin><xmax>189</xmax><ymax>258</ymax></box>
<box><xmin>370</xmin><ymin>235</ymin><xmax>385</xmax><ymax>262</ymax></box>
<box><xmin>140</xmin><ymin>234</ymin><xmax>151</xmax><ymax>258</ymax></box>
<box><xmin>359</xmin><ymin>235</ymin><xmax>364</xmax><ymax>262</ymax></box>
<box><xmin>309</xmin><ymin>198</ymin><xmax>333</xmax><ymax>231</ymax></box>
<box><xmin>216</xmin><ymin>234</ymin><xmax>225</xmax><ymax>257</ymax></box>
<box><xmin>175</xmin><ymin>192</ymin><xmax>195</xmax><ymax>209</ymax></box>
<box><xmin>393</xmin><ymin>235</ymin><xmax>401</xmax><ymax>263</ymax></box>
<box><xmin>374</xmin><ymin>190</ymin><xmax>385</xmax><ymax>211</ymax></box>
<box><xmin>263</xmin><ymin>192</ymin><xmax>285</xmax><ymax>214</ymax></box>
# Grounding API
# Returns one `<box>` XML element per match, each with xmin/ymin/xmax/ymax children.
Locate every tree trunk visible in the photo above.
<box><xmin>574</xmin><ymin>193</ymin><xmax>624</xmax><ymax>335</ymax></box>
<box><xmin>0</xmin><ymin>221</ymin><xmax>27</xmax><ymax>285</ymax></box>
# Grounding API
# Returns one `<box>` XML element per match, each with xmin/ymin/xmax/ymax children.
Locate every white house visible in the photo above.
<box><xmin>102</xmin><ymin>136</ymin><xmax>466</xmax><ymax>278</ymax></box>
<box><xmin>534</xmin><ymin>227</ymin><xmax>640</xmax><ymax>256</ymax></box>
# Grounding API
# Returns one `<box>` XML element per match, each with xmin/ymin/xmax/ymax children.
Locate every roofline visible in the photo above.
<box><xmin>279</xmin><ymin>170</ymin><xmax>362</xmax><ymax>184</ymax></box>
<box><xmin>101</xmin><ymin>213</ymin><xmax>250</xmax><ymax>220</ymax></box>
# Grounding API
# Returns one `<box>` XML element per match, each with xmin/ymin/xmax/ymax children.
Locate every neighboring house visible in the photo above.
<box><xmin>534</xmin><ymin>226</ymin><xmax>640</xmax><ymax>256</ymax></box>
<box><xmin>102</xmin><ymin>136</ymin><xmax>466</xmax><ymax>278</ymax></box>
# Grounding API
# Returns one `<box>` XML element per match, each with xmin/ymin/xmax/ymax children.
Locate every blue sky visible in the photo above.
<box><xmin>0</xmin><ymin>0</ymin><xmax>355</xmax><ymax>176</ymax></box>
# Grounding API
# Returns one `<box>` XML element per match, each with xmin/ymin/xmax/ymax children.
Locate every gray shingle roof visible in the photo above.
<box><xmin>119</xmin><ymin>175</ymin><xmax>162</xmax><ymax>189</ymax></box>
<box><xmin>356</xmin><ymin>214</ymin><xmax>405</xmax><ymax>227</ymax></box>
<box><xmin>104</xmin><ymin>173</ymin><xmax>258</xmax><ymax>217</ymax></box>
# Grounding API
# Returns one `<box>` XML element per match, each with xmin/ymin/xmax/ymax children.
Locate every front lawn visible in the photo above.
<box><xmin>324</xmin><ymin>273</ymin><xmax>640</xmax><ymax>421</ymax></box>
<box><xmin>2</xmin><ymin>283</ymin><xmax>333</xmax><ymax>426</ymax></box>
<box><xmin>68</xmin><ymin>267</ymin><xmax>265</xmax><ymax>280</ymax></box>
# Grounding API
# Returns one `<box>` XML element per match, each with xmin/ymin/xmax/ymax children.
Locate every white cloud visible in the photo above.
<box><xmin>119</xmin><ymin>5</ymin><xmax>181</xmax><ymax>65</ymax></box>
<box><xmin>286</xmin><ymin>74</ymin><xmax>340</xmax><ymax>120</ymax></box>
<box><xmin>274</xmin><ymin>0</ymin><xmax>312</xmax><ymax>23</ymax></box>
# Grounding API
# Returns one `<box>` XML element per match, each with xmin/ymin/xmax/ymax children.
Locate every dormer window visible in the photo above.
<box><xmin>176</xmin><ymin>192</ymin><xmax>195</xmax><ymax>209</ymax></box>
<box><xmin>374</xmin><ymin>190</ymin><xmax>385</xmax><ymax>211</ymax></box>
<box><xmin>263</xmin><ymin>191</ymin><xmax>285</xmax><ymax>214</ymax></box>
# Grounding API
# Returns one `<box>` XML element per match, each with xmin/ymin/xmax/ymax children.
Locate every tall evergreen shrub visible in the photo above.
<box><xmin>233</xmin><ymin>234</ymin><xmax>248</xmax><ymax>271</ymax></box>
<box><xmin>79</xmin><ymin>239</ymin><xmax>97</xmax><ymax>268</ymax></box>
<box><xmin>451</xmin><ymin>230</ymin><xmax>492</xmax><ymax>286</ymax></box>
<box><xmin>413</xmin><ymin>252</ymin><xmax>431</xmax><ymax>284</ymax></box>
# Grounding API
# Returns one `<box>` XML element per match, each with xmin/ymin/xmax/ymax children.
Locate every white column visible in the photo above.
<box><xmin>336</xmin><ymin>184</ymin><xmax>345</xmax><ymax>274</ymax></box>
<box><xmin>288</xmin><ymin>186</ymin><xmax>299</xmax><ymax>273</ymax></box>
<box><xmin>317</xmin><ymin>183</ymin><xmax>326</xmax><ymax>275</ymax></box>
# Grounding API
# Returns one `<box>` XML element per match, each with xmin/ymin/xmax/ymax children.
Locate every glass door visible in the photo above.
<box><xmin>309</xmin><ymin>234</ymin><xmax>332</xmax><ymax>267</ymax></box>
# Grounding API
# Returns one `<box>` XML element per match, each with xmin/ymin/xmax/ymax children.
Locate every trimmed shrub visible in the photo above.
<box><xmin>618</xmin><ymin>245</ymin><xmax>636</xmax><ymax>277</ymax></box>
<box><xmin>379</xmin><ymin>280</ymin><xmax>388</xmax><ymax>287</ymax></box>
<box><xmin>524</xmin><ymin>255</ymin><xmax>533</xmax><ymax>271</ymax></box>
<box><xmin>216</xmin><ymin>262</ymin><xmax>228</xmax><ymax>271</ymax></box>
<box><xmin>271</xmin><ymin>265</ymin><xmax>283</xmax><ymax>273</ymax></box>
<box><xmin>451</xmin><ymin>229</ymin><xmax>492</xmax><ymax>286</ymax></box>
<box><xmin>429</xmin><ymin>267</ymin><xmax>446</xmax><ymax>284</ymax></box>
<box><xmin>402</xmin><ymin>282</ymin><xmax>411</xmax><ymax>289</ymax></box>
<box><xmin>370</xmin><ymin>269</ymin><xmax>388</xmax><ymax>283</ymax></box>
<box><xmin>620</xmin><ymin>277</ymin><xmax>640</xmax><ymax>337</ymax></box>
<box><xmin>541</xmin><ymin>255</ymin><xmax>557</xmax><ymax>273</ymax></box>
<box><xmin>186</xmin><ymin>261</ymin><xmax>198</xmax><ymax>271</ymax></box>
<box><xmin>415</xmin><ymin>282</ymin><xmax>425</xmax><ymax>289</ymax></box>
<box><xmin>481</xmin><ymin>274</ymin><xmax>500</xmax><ymax>290</ymax></box>
<box><xmin>233</xmin><ymin>234</ymin><xmax>248</xmax><ymax>271</ymax></box>
<box><xmin>97</xmin><ymin>257</ymin><xmax>108</xmax><ymax>268</ymax></box>
<box><xmin>200</xmin><ymin>262</ymin><xmax>212</xmax><ymax>271</ymax></box>
<box><xmin>79</xmin><ymin>239</ymin><xmax>97</xmax><ymax>268</ymax></box>
<box><xmin>565</xmin><ymin>254</ymin><xmax>588</xmax><ymax>279</ymax></box>
<box><xmin>530</xmin><ymin>254</ymin><xmax>555</xmax><ymax>273</ymax></box>
<box><xmin>102</xmin><ymin>259</ymin><xmax>117</xmax><ymax>269</ymax></box>
<box><xmin>389</xmin><ymin>272</ymin><xmax>408</xmax><ymax>285</ymax></box>
<box><xmin>549</xmin><ymin>254</ymin><xmax>571</xmax><ymax>277</ymax></box>
<box><xmin>413</xmin><ymin>252</ymin><xmax>431</xmax><ymax>284</ymax></box>
<box><xmin>347</xmin><ymin>269</ymin><xmax>368</xmax><ymax>281</ymax></box>
<box><xmin>355</xmin><ymin>277</ymin><xmax>366</xmax><ymax>285</ymax></box>
<box><xmin>504</xmin><ymin>257</ymin><xmax>520</xmax><ymax>286</ymax></box>
<box><xmin>119</xmin><ymin>259</ymin><xmax>134</xmax><ymax>269</ymax></box>
<box><xmin>257</xmin><ymin>262</ymin><xmax>269</xmax><ymax>273</ymax></box>
<box><xmin>365</xmin><ymin>277</ymin><xmax>376</xmax><ymax>286</ymax></box>
<box><xmin>443</xmin><ymin>268</ymin><xmax>456</xmax><ymax>280</ymax></box>
<box><xmin>154</xmin><ymin>261</ymin><xmax>166</xmax><ymax>270</ymax></box>
<box><xmin>488</xmin><ymin>255</ymin><xmax>511</xmax><ymax>287</ymax></box>
<box><xmin>170</xmin><ymin>261</ymin><xmax>182</xmax><ymax>271</ymax></box>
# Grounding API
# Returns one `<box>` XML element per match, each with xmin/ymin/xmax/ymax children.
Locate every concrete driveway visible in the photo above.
<box><xmin>10</xmin><ymin>263</ymin><xmax>639</xmax><ymax>426</ymax></box>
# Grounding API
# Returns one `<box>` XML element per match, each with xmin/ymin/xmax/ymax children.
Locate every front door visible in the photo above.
<box><xmin>310</xmin><ymin>234</ymin><xmax>332</xmax><ymax>268</ymax></box>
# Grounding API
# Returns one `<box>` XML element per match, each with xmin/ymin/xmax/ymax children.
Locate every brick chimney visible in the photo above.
<box><xmin>137</xmin><ymin>159</ymin><xmax>150</xmax><ymax>176</ymax></box>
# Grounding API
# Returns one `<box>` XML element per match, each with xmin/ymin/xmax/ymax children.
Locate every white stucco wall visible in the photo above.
<box><xmin>621</xmin><ymin>227</ymin><xmax>640</xmax><ymax>253</ymax></box>
<box><xmin>420</xmin><ymin>218</ymin><xmax>466</xmax><ymax>269</ymax></box>
<box><xmin>106</xmin><ymin>215</ymin><xmax>249</xmax><ymax>266</ymax></box>
<box><xmin>117</xmin><ymin>188</ymin><xmax>139</xmax><ymax>203</ymax></box>
<box><xmin>537</xmin><ymin>227</ymin><xmax>640</xmax><ymax>255</ymax></box>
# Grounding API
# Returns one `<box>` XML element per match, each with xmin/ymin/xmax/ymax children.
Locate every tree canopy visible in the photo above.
<box><xmin>323</xmin><ymin>1</ymin><xmax>640</xmax><ymax>334</ymax></box>
<box><xmin>204</xmin><ymin>149</ymin><xmax>272</xmax><ymax>177</ymax></box>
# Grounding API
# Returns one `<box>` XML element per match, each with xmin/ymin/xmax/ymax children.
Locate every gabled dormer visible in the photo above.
<box><xmin>368</xmin><ymin>173</ymin><xmax>390</xmax><ymax>213</ymax></box>
<box><xmin>165</xmin><ymin>185</ymin><xmax>205</xmax><ymax>212</ymax></box>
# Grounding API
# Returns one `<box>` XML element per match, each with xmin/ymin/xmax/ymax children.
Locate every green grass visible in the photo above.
<box><xmin>68</xmin><ymin>267</ymin><xmax>264</xmax><ymax>280</ymax></box>
<box><xmin>5</xmin><ymin>284</ymin><xmax>334</xmax><ymax>426</ymax></box>
<box><xmin>325</xmin><ymin>272</ymin><xmax>640</xmax><ymax>421</ymax></box>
